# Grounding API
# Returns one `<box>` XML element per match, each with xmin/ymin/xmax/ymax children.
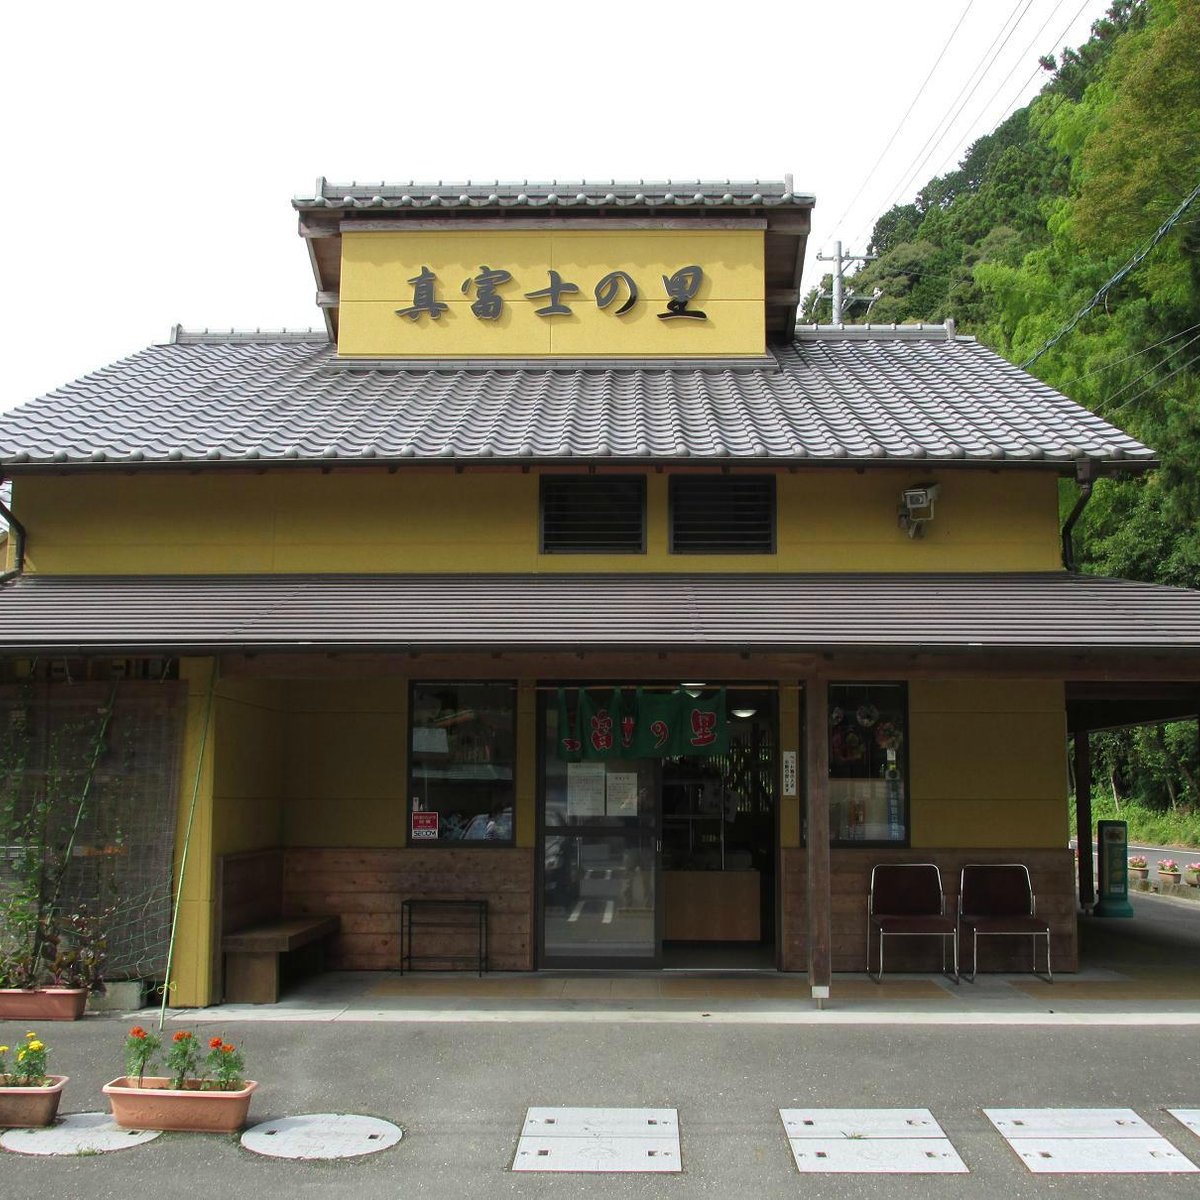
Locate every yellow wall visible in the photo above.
<box><xmin>282</xmin><ymin>679</ymin><xmax>408</xmax><ymax>847</ymax></box>
<box><xmin>908</xmin><ymin>679</ymin><xmax>1068</xmax><ymax>848</ymax></box>
<box><xmin>13</xmin><ymin>467</ymin><xmax>1062</xmax><ymax>575</ymax></box>
<box><xmin>339</xmin><ymin>229</ymin><xmax>764</xmax><ymax>358</ymax></box>
<box><xmin>170</xmin><ymin>663</ymin><xmax>286</xmax><ymax>1006</ymax></box>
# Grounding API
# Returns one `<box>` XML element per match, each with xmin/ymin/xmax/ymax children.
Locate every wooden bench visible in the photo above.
<box><xmin>217</xmin><ymin>850</ymin><xmax>340</xmax><ymax>1004</ymax></box>
<box><xmin>222</xmin><ymin>915</ymin><xmax>341</xmax><ymax>1004</ymax></box>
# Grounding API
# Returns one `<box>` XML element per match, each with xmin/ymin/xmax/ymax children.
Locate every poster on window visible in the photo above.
<box><xmin>605</xmin><ymin>771</ymin><xmax>638</xmax><ymax>816</ymax></box>
<box><xmin>566</xmin><ymin>761</ymin><xmax>606</xmax><ymax>817</ymax></box>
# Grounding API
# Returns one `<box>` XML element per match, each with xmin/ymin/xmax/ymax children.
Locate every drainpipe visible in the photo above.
<box><xmin>1061</xmin><ymin>462</ymin><xmax>1097</xmax><ymax>573</ymax></box>
<box><xmin>0</xmin><ymin>478</ymin><xmax>27</xmax><ymax>582</ymax></box>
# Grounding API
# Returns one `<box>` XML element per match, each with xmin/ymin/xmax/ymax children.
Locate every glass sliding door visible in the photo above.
<box><xmin>540</xmin><ymin>699</ymin><xmax>661</xmax><ymax>967</ymax></box>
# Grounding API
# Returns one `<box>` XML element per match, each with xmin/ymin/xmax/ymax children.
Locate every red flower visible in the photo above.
<box><xmin>221</xmin><ymin>1043</ymin><xmax>235</xmax><ymax>1054</ymax></box>
<box><xmin>209</xmin><ymin>1036</ymin><xmax>223</xmax><ymax>1049</ymax></box>
<box><xmin>129</xmin><ymin>1026</ymin><xmax>147</xmax><ymax>1039</ymax></box>
<box><xmin>172</xmin><ymin>1031</ymin><xmax>192</xmax><ymax>1042</ymax></box>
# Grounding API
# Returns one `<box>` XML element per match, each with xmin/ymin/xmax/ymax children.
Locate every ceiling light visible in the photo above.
<box><xmin>731</xmin><ymin>707</ymin><xmax>757</xmax><ymax>719</ymax></box>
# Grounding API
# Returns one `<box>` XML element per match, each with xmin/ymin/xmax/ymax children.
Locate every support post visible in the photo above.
<box><xmin>1074</xmin><ymin>729</ymin><xmax>1095</xmax><ymax>910</ymax></box>
<box><xmin>805</xmin><ymin>675</ymin><xmax>831</xmax><ymax>1005</ymax></box>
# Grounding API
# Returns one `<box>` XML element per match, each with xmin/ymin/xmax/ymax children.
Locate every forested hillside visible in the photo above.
<box><xmin>804</xmin><ymin>0</ymin><xmax>1200</xmax><ymax>826</ymax></box>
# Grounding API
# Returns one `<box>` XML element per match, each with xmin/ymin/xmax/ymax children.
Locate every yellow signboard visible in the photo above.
<box><xmin>337</xmin><ymin>229</ymin><xmax>765</xmax><ymax>358</ymax></box>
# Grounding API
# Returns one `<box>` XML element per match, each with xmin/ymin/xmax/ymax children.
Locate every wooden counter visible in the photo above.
<box><xmin>664</xmin><ymin>869</ymin><xmax>761</xmax><ymax>941</ymax></box>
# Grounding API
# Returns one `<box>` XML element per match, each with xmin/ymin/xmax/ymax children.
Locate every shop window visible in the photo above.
<box><xmin>828</xmin><ymin>682</ymin><xmax>907</xmax><ymax>845</ymax></box>
<box><xmin>540</xmin><ymin>475</ymin><xmax>646</xmax><ymax>554</ymax></box>
<box><xmin>408</xmin><ymin>682</ymin><xmax>515</xmax><ymax>844</ymax></box>
<box><xmin>669</xmin><ymin>475</ymin><xmax>775</xmax><ymax>554</ymax></box>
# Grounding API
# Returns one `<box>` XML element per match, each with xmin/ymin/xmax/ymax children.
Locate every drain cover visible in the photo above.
<box><xmin>514</xmin><ymin>1107</ymin><xmax>681</xmax><ymax>1173</ymax></box>
<box><xmin>241</xmin><ymin>1113</ymin><xmax>402</xmax><ymax>1160</ymax></box>
<box><xmin>0</xmin><ymin>1113</ymin><xmax>161</xmax><ymax>1156</ymax></box>
<box><xmin>780</xmin><ymin>1108</ymin><xmax>967</xmax><ymax>1174</ymax></box>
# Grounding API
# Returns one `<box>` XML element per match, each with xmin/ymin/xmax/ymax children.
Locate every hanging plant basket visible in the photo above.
<box><xmin>0</xmin><ymin>987</ymin><xmax>88</xmax><ymax>1022</ymax></box>
<box><xmin>103</xmin><ymin>1076</ymin><xmax>258</xmax><ymax>1133</ymax></box>
<box><xmin>0</xmin><ymin>1075</ymin><xmax>68</xmax><ymax>1128</ymax></box>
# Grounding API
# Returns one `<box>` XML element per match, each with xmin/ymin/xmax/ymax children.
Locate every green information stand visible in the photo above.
<box><xmin>1093</xmin><ymin>819</ymin><xmax>1134</xmax><ymax>918</ymax></box>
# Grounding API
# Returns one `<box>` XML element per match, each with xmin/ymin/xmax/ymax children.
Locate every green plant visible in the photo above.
<box><xmin>124</xmin><ymin>1024</ymin><xmax>161</xmax><ymax>1085</ymax></box>
<box><xmin>0</xmin><ymin>1031</ymin><xmax>50</xmax><ymax>1087</ymax></box>
<box><xmin>166</xmin><ymin>1031</ymin><xmax>201</xmax><ymax>1088</ymax></box>
<box><xmin>1186</xmin><ymin>862</ymin><xmax>1200</xmax><ymax>874</ymax></box>
<box><xmin>1128</xmin><ymin>855</ymin><xmax>1148</xmax><ymax>868</ymax></box>
<box><xmin>204</xmin><ymin>1036</ymin><xmax>246</xmax><ymax>1091</ymax></box>
<box><xmin>121</xmin><ymin>1025</ymin><xmax>247</xmax><ymax>1091</ymax></box>
<box><xmin>1159</xmin><ymin>859</ymin><xmax>1180</xmax><ymax>873</ymax></box>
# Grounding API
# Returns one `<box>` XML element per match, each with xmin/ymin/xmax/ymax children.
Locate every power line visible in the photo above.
<box><xmin>1107</xmin><ymin>347</ymin><xmax>1200</xmax><ymax>414</ymax></box>
<box><xmin>1105</xmin><ymin>331</ymin><xmax>1200</xmax><ymax>410</ymax></box>
<box><xmin>828</xmin><ymin>0</ymin><xmax>978</xmax><ymax>242</ymax></box>
<box><xmin>925</xmin><ymin>0</ymin><xmax>1080</xmax><ymax>183</ymax></box>
<box><xmin>1022</xmin><ymin>178</ymin><xmax>1200</xmax><ymax>368</ymax></box>
<box><xmin>872</xmin><ymin>0</ymin><xmax>1039</xmax><ymax>236</ymax></box>
<box><xmin>1055</xmin><ymin>322</ymin><xmax>1200</xmax><ymax>394</ymax></box>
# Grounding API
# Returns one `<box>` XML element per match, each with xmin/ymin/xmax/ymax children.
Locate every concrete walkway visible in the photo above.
<box><xmin>173</xmin><ymin>890</ymin><xmax>1200</xmax><ymax>1028</ymax></box>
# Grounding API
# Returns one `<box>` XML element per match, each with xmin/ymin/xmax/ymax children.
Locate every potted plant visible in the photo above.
<box><xmin>103</xmin><ymin>1025</ymin><xmax>257</xmax><ymax>1133</ymax></box>
<box><xmin>0</xmin><ymin>906</ymin><xmax>110</xmax><ymax>1021</ymax></box>
<box><xmin>1158</xmin><ymin>859</ymin><xmax>1183</xmax><ymax>887</ymax></box>
<box><xmin>1128</xmin><ymin>855</ymin><xmax>1149</xmax><ymax>880</ymax></box>
<box><xmin>0</xmin><ymin>1031</ymin><xmax>68</xmax><ymax>1128</ymax></box>
<box><xmin>1185</xmin><ymin>862</ymin><xmax>1200</xmax><ymax>887</ymax></box>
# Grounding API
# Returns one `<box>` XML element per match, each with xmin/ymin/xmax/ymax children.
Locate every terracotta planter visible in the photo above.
<box><xmin>1129</xmin><ymin>866</ymin><xmax>1149</xmax><ymax>880</ymax></box>
<box><xmin>0</xmin><ymin>1075</ymin><xmax>68</xmax><ymax>1128</ymax></box>
<box><xmin>1159</xmin><ymin>872</ymin><xmax>1182</xmax><ymax>887</ymax></box>
<box><xmin>0</xmin><ymin>987</ymin><xmax>88</xmax><ymax>1022</ymax></box>
<box><xmin>103</xmin><ymin>1076</ymin><xmax>258</xmax><ymax>1133</ymax></box>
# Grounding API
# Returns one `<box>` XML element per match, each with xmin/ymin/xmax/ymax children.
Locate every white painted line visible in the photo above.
<box><xmin>787</xmin><ymin>1138</ymin><xmax>967</xmax><ymax>1173</ymax></box>
<box><xmin>0</xmin><ymin>1113</ymin><xmax>161</xmax><ymax>1156</ymax></box>
<box><xmin>523</xmin><ymin>1107</ymin><xmax>677</xmax><ymax>1137</ymax></box>
<box><xmin>1005</xmin><ymin>1137</ymin><xmax>1196</xmax><ymax>1173</ymax></box>
<box><xmin>985</xmin><ymin>1108</ymin><xmax>1155</xmax><ymax>1139</ymax></box>
<box><xmin>513</xmin><ymin>1135</ymin><xmax>679</xmax><ymax>1171</ymax></box>
<box><xmin>567</xmin><ymin>901</ymin><xmax>584</xmax><ymax>924</ymax></box>
<box><xmin>781</xmin><ymin>1108</ymin><xmax>943</xmax><ymax>1139</ymax></box>
<box><xmin>1169</xmin><ymin>1109</ymin><xmax>1200</xmax><ymax>1138</ymax></box>
<box><xmin>602</xmin><ymin>901</ymin><xmax>614</xmax><ymax>925</ymax></box>
<box><xmin>242</xmin><ymin>1113</ymin><xmax>402</xmax><ymax>1160</ymax></box>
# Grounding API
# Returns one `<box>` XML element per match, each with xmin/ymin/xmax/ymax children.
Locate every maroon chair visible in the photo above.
<box><xmin>866</xmin><ymin>863</ymin><xmax>959</xmax><ymax>983</ymax></box>
<box><xmin>958</xmin><ymin>863</ymin><xmax>1052</xmax><ymax>982</ymax></box>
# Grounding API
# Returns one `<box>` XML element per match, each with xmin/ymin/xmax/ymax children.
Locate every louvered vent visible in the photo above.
<box><xmin>670</xmin><ymin>475</ymin><xmax>775</xmax><ymax>554</ymax></box>
<box><xmin>540</xmin><ymin>476</ymin><xmax>646</xmax><ymax>554</ymax></box>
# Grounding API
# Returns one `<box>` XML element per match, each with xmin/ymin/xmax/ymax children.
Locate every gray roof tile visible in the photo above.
<box><xmin>294</xmin><ymin>177</ymin><xmax>813</xmax><ymax>211</ymax></box>
<box><xmin>0</xmin><ymin>572</ymin><xmax>1196</xmax><ymax>653</ymax></box>
<box><xmin>0</xmin><ymin>329</ymin><xmax>1155</xmax><ymax>470</ymax></box>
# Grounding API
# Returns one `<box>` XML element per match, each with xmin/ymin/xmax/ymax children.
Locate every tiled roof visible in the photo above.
<box><xmin>0</xmin><ymin>572</ymin><xmax>1197</xmax><ymax>654</ymax></box>
<box><xmin>294</xmin><ymin>177</ymin><xmax>813</xmax><ymax>211</ymax></box>
<box><xmin>0</xmin><ymin>328</ymin><xmax>1154</xmax><ymax>470</ymax></box>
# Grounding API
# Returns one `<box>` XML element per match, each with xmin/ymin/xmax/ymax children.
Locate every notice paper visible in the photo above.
<box><xmin>605</xmin><ymin>772</ymin><xmax>638</xmax><ymax>816</ymax></box>
<box><xmin>566</xmin><ymin>761</ymin><xmax>606</xmax><ymax>817</ymax></box>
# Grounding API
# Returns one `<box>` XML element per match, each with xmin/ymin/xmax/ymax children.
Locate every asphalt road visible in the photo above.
<box><xmin>4</xmin><ymin>1015</ymin><xmax>1200</xmax><ymax>1198</ymax></box>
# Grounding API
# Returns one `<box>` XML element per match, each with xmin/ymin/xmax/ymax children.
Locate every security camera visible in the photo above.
<box><xmin>898</xmin><ymin>483</ymin><xmax>940</xmax><ymax>538</ymax></box>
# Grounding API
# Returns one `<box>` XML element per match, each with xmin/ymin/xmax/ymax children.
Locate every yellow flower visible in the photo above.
<box><xmin>17</xmin><ymin>1049</ymin><xmax>26</xmax><ymax>1061</ymax></box>
<box><xmin>28</xmin><ymin>1040</ymin><xmax>44</xmax><ymax>1052</ymax></box>
<box><xmin>0</xmin><ymin>1045</ymin><xmax>8</xmax><ymax>1053</ymax></box>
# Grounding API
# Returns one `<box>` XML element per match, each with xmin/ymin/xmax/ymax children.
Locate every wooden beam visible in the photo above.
<box><xmin>298</xmin><ymin>218</ymin><xmax>341</xmax><ymax>239</ymax></box>
<box><xmin>804</xmin><ymin>674</ymin><xmax>832</xmax><ymax>1004</ymax></box>
<box><xmin>1074</xmin><ymin>730</ymin><xmax>1095</xmax><ymax>909</ymax></box>
<box><xmin>316</xmin><ymin>290</ymin><xmax>339</xmax><ymax>309</ymax></box>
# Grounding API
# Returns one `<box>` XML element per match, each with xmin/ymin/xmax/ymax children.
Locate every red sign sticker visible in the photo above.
<box><xmin>411</xmin><ymin>812</ymin><xmax>439</xmax><ymax>840</ymax></box>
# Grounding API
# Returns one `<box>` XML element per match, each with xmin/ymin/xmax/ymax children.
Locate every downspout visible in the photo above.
<box><xmin>0</xmin><ymin>478</ymin><xmax>27</xmax><ymax>582</ymax></box>
<box><xmin>1061</xmin><ymin>462</ymin><xmax>1097</xmax><ymax>573</ymax></box>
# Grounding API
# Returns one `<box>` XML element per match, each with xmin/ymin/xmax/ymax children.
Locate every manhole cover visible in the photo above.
<box><xmin>1</xmin><ymin>1113</ymin><xmax>161</xmax><ymax>1156</ymax></box>
<box><xmin>242</xmin><ymin>1113</ymin><xmax>402</xmax><ymax>1160</ymax></box>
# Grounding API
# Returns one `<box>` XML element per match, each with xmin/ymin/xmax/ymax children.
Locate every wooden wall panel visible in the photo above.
<box><xmin>781</xmin><ymin>848</ymin><xmax>1077</xmax><ymax>974</ymax></box>
<box><xmin>282</xmin><ymin>847</ymin><xmax>535</xmax><ymax>971</ymax></box>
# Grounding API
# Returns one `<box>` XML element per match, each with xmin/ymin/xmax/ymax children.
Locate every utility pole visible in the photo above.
<box><xmin>815</xmin><ymin>241</ymin><xmax>878</xmax><ymax>323</ymax></box>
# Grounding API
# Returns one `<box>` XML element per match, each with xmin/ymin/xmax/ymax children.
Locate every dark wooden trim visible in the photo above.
<box><xmin>805</xmin><ymin>675</ymin><xmax>831</xmax><ymax>993</ymax></box>
<box><xmin>1074</xmin><ymin>731</ymin><xmax>1095</xmax><ymax>908</ymax></box>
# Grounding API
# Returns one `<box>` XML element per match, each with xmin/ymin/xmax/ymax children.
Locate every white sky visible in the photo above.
<box><xmin>0</xmin><ymin>0</ymin><xmax>1109</xmax><ymax>413</ymax></box>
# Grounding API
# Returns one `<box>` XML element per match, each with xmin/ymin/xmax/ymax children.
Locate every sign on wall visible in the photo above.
<box><xmin>338</xmin><ymin>229</ymin><xmax>765</xmax><ymax>358</ymax></box>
